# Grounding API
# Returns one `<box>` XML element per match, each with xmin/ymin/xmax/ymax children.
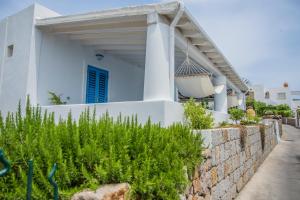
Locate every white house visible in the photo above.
<box><xmin>0</xmin><ymin>1</ymin><xmax>248</xmax><ymax>126</ymax></box>
<box><xmin>251</xmin><ymin>83</ymin><xmax>300</xmax><ymax>112</ymax></box>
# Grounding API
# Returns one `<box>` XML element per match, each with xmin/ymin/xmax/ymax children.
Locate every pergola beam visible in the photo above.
<box><xmin>176</xmin><ymin>17</ymin><xmax>190</xmax><ymax>27</ymax></box>
<box><xmin>212</xmin><ymin>58</ymin><xmax>225</xmax><ymax>63</ymax></box>
<box><xmin>69</xmin><ymin>32</ymin><xmax>146</xmax><ymax>40</ymax></box>
<box><xmin>81</xmin><ymin>38</ymin><xmax>146</xmax><ymax>45</ymax></box>
<box><xmin>93</xmin><ymin>44</ymin><xmax>145</xmax><ymax>51</ymax></box>
<box><xmin>182</xmin><ymin>29</ymin><xmax>202</xmax><ymax>37</ymax></box>
<box><xmin>191</xmin><ymin>38</ymin><xmax>210</xmax><ymax>46</ymax></box>
<box><xmin>103</xmin><ymin>50</ymin><xmax>145</xmax><ymax>55</ymax></box>
<box><xmin>205</xmin><ymin>52</ymin><xmax>221</xmax><ymax>59</ymax></box>
<box><xmin>49</xmin><ymin>20</ymin><xmax>146</xmax><ymax>33</ymax></box>
<box><xmin>198</xmin><ymin>46</ymin><xmax>216</xmax><ymax>52</ymax></box>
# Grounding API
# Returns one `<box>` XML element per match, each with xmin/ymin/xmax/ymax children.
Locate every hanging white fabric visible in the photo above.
<box><xmin>227</xmin><ymin>95</ymin><xmax>239</xmax><ymax>108</ymax></box>
<box><xmin>175</xmin><ymin>42</ymin><xmax>215</xmax><ymax>98</ymax></box>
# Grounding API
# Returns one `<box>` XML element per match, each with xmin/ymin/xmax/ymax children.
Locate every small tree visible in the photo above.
<box><xmin>184</xmin><ymin>98</ymin><xmax>214</xmax><ymax>129</ymax></box>
<box><xmin>229</xmin><ymin>108</ymin><xmax>245</xmax><ymax>124</ymax></box>
<box><xmin>276</xmin><ymin>104</ymin><xmax>293</xmax><ymax>117</ymax></box>
<box><xmin>246</xmin><ymin>96</ymin><xmax>254</xmax><ymax>108</ymax></box>
<box><xmin>253</xmin><ymin>101</ymin><xmax>267</xmax><ymax>116</ymax></box>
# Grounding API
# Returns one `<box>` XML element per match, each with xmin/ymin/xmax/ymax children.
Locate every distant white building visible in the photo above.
<box><xmin>251</xmin><ymin>83</ymin><xmax>300</xmax><ymax>112</ymax></box>
<box><xmin>0</xmin><ymin>1</ymin><xmax>248</xmax><ymax>126</ymax></box>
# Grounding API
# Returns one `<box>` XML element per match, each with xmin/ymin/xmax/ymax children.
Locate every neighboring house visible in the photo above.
<box><xmin>251</xmin><ymin>83</ymin><xmax>300</xmax><ymax>112</ymax></box>
<box><xmin>0</xmin><ymin>1</ymin><xmax>248</xmax><ymax>126</ymax></box>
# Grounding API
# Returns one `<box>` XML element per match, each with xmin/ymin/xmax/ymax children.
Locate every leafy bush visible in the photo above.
<box><xmin>248</xmin><ymin>98</ymin><xmax>293</xmax><ymax>118</ymax></box>
<box><xmin>276</xmin><ymin>104</ymin><xmax>293</xmax><ymax>117</ymax></box>
<box><xmin>246</xmin><ymin>96</ymin><xmax>254</xmax><ymax>108</ymax></box>
<box><xmin>184</xmin><ymin>98</ymin><xmax>214</xmax><ymax>129</ymax></box>
<box><xmin>240</xmin><ymin>116</ymin><xmax>261</xmax><ymax>125</ymax></box>
<box><xmin>228</xmin><ymin>108</ymin><xmax>245</xmax><ymax>124</ymax></box>
<box><xmin>253</xmin><ymin>101</ymin><xmax>267</xmax><ymax>117</ymax></box>
<box><xmin>0</xmin><ymin>99</ymin><xmax>203</xmax><ymax>199</ymax></box>
<box><xmin>218</xmin><ymin>121</ymin><xmax>231</xmax><ymax>128</ymax></box>
<box><xmin>264</xmin><ymin>110</ymin><xmax>274</xmax><ymax>116</ymax></box>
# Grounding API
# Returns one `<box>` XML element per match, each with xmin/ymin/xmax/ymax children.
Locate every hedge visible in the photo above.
<box><xmin>0</xmin><ymin>99</ymin><xmax>203</xmax><ymax>199</ymax></box>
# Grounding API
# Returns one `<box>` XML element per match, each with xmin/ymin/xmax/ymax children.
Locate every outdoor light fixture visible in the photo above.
<box><xmin>95</xmin><ymin>53</ymin><xmax>104</xmax><ymax>61</ymax></box>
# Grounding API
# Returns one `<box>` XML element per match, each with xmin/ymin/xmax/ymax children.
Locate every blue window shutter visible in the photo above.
<box><xmin>86</xmin><ymin>66</ymin><xmax>108</xmax><ymax>103</ymax></box>
<box><xmin>98</xmin><ymin>71</ymin><xmax>108</xmax><ymax>103</ymax></box>
<box><xmin>86</xmin><ymin>67</ymin><xmax>97</xmax><ymax>103</ymax></box>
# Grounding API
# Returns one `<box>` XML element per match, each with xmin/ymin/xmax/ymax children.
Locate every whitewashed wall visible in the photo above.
<box><xmin>83</xmin><ymin>47</ymin><xmax>144</xmax><ymax>103</ymax></box>
<box><xmin>0</xmin><ymin>6</ymin><xmax>35</xmax><ymax>114</ymax></box>
<box><xmin>252</xmin><ymin>84</ymin><xmax>294</xmax><ymax>109</ymax></box>
<box><xmin>36</xmin><ymin>33</ymin><xmax>86</xmax><ymax>105</ymax></box>
<box><xmin>36</xmin><ymin>32</ymin><xmax>144</xmax><ymax>106</ymax></box>
<box><xmin>268</xmin><ymin>87</ymin><xmax>293</xmax><ymax>108</ymax></box>
<box><xmin>0</xmin><ymin>4</ymin><xmax>59</xmax><ymax>114</ymax></box>
<box><xmin>252</xmin><ymin>85</ymin><xmax>265</xmax><ymax>103</ymax></box>
<box><xmin>41</xmin><ymin>100</ymin><xmax>184</xmax><ymax>127</ymax></box>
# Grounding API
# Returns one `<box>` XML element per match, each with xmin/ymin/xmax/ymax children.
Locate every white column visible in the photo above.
<box><xmin>238</xmin><ymin>93</ymin><xmax>246</xmax><ymax>110</ymax></box>
<box><xmin>143</xmin><ymin>12</ymin><xmax>171</xmax><ymax>101</ymax></box>
<box><xmin>214</xmin><ymin>75</ymin><xmax>228</xmax><ymax>113</ymax></box>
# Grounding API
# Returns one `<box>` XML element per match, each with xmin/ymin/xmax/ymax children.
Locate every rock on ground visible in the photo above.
<box><xmin>71</xmin><ymin>183</ymin><xmax>130</xmax><ymax>200</ymax></box>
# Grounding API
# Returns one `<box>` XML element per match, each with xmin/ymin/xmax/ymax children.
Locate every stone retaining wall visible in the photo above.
<box><xmin>182</xmin><ymin>121</ymin><xmax>278</xmax><ymax>200</ymax></box>
<box><xmin>282</xmin><ymin>117</ymin><xmax>296</xmax><ymax>127</ymax></box>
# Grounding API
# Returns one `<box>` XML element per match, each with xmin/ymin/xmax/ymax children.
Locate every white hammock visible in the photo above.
<box><xmin>227</xmin><ymin>95</ymin><xmax>239</xmax><ymax>108</ymax></box>
<box><xmin>175</xmin><ymin>45</ymin><xmax>215</xmax><ymax>98</ymax></box>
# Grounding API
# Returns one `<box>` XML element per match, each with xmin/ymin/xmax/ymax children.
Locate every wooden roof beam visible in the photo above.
<box><xmin>81</xmin><ymin>38</ymin><xmax>146</xmax><ymax>45</ymax></box>
<box><xmin>93</xmin><ymin>44</ymin><xmax>145</xmax><ymax>51</ymax></box>
<box><xmin>54</xmin><ymin>27</ymin><xmax>146</xmax><ymax>35</ymax></box>
<box><xmin>191</xmin><ymin>38</ymin><xmax>210</xmax><ymax>46</ymax></box>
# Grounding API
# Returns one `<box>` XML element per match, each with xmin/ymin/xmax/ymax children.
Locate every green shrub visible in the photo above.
<box><xmin>253</xmin><ymin>101</ymin><xmax>267</xmax><ymax>117</ymax></box>
<box><xmin>276</xmin><ymin>104</ymin><xmax>293</xmax><ymax>117</ymax></box>
<box><xmin>246</xmin><ymin>96</ymin><xmax>254</xmax><ymax>108</ymax></box>
<box><xmin>0</xmin><ymin>99</ymin><xmax>203</xmax><ymax>200</ymax></box>
<box><xmin>250</xmin><ymin>100</ymin><xmax>293</xmax><ymax>118</ymax></box>
<box><xmin>184</xmin><ymin>98</ymin><xmax>214</xmax><ymax>129</ymax></box>
<box><xmin>218</xmin><ymin>121</ymin><xmax>231</xmax><ymax>128</ymax></box>
<box><xmin>228</xmin><ymin>108</ymin><xmax>245</xmax><ymax>124</ymax></box>
<box><xmin>240</xmin><ymin>116</ymin><xmax>261</xmax><ymax>125</ymax></box>
<box><xmin>264</xmin><ymin>110</ymin><xmax>274</xmax><ymax>116</ymax></box>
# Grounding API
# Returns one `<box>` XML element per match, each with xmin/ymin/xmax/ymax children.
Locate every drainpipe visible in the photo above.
<box><xmin>169</xmin><ymin>1</ymin><xmax>185</xmax><ymax>101</ymax></box>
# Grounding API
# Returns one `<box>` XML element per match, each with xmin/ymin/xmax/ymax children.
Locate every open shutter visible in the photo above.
<box><xmin>98</xmin><ymin>70</ymin><xmax>108</xmax><ymax>103</ymax></box>
<box><xmin>86</xmin><ymin>67</ymin><xmax>97</xmax><ymax>103</ymax></box>
<box><xmin>86</xmin><ymin>66</ymin><xmax>108</xmax><ymax>103</ymax></box>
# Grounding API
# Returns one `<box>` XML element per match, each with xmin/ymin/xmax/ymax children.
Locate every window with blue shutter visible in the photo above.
<box><xmin>86</xmin><ymin>65</ymin><xmax>108</xmax><ymax>103</ymax></box>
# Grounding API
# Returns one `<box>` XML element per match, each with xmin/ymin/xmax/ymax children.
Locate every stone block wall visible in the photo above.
<box><xmin>182</xmin><ymin>121</ymin><xmax>278</xmax><ymax>200</ymax></box>
<box><xmin>282</xmin><ymin>117</ymin><xmax>296</xmax><ymax>127</ymax></box>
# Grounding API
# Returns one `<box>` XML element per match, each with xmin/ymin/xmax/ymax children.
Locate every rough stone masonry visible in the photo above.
<box><xmin>182</xmin><ymin>120</ymin><xmax>279</xmax><ymax>200</ymax></box>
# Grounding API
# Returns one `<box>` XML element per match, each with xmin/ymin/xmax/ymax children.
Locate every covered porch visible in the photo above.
<box><xmin>35</xmin><ymin>1</ymin><xmax>248</xmax><ymax>126</ymax></box>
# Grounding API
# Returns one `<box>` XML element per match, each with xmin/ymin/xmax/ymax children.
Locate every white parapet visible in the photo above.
<box><xmin>41</xmin><ymin>101</ymin><xmax>184</xmax><ymax>127</ymax></box>
<box><xmin>41</xmin><ymin>101</ymin><xmax>229</xmax><ymax>127</ymax></box>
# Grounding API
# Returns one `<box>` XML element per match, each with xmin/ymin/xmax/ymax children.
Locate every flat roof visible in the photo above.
<box><xmin>36</xmin><ymin>1</ymin><xmax>248</xmax><ymax>92</ymax></box>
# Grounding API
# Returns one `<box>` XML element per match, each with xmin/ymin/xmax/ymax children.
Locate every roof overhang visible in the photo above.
<box><xmin>35</xmin><ymin>1</ymin><xmax>248</xmax><ymax>92</ymax></box>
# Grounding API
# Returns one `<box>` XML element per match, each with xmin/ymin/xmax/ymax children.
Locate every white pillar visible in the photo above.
<box><xmin>214</xmin><ymin>76</ymin><xmax>228</xmax><ymax>113</ymax></box>
<box><xmin>143</xmin><ymin>12</ymin><xmax>171</xmax><ymax>101</ymax></box>
<box><xmin>238</xmin><ymin>93</ymin><xmax>246</xmax><ymax>110</ymax></box>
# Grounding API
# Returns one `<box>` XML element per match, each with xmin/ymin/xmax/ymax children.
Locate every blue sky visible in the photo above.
<box><xmin>1</xmin><ymin>0</ymin><xmax>299</xmax><ymax>90</ymax></box>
